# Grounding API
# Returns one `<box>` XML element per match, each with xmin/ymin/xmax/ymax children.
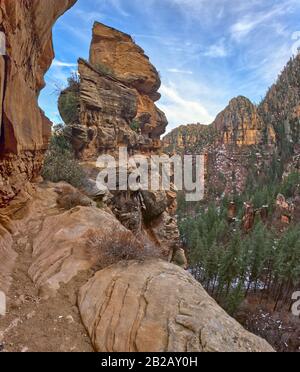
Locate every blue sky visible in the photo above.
<box><xmin>39</xmin><ymin>0</ymin><xmax>300</xmax><ymax>132</ymax></box>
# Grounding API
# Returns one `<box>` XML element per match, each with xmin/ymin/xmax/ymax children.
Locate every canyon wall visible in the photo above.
<box><xmin>0</xmin><ymin>0</ymin><xmax>76</xmax><ymax>207</ymax></box>
<box><xmin>213</xmin><ymin>96</ymin><xmax>276</xmax><ymax>146</ymax></box>
<box><xmin>0</xmin><ymin>7</ymin><xmax>275</xmax><ymax>352</ymax></box>
<box><xmin>164</xmin><ymin>96</ymin><xmax>277</xmax><ymax>152</ymax></box>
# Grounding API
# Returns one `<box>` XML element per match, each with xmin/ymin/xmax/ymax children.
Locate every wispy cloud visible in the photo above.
<box><xmin>230</xmin><ymin>1</ymin><xmax>296</xmax><ymax>41</ymax></box>
<box><xmin>39</xmin><ymin>0</ymin><xmax>300</xmax><ymax>130</ymax></box>
<box><xmin>167</xmin><ymin>68</ymin><xmax>193</xmax><ymax>74</ymax></box>
<box><xmin>158</xmin><ymin>84</ymin><xmax>214</xmax><ymax>129</ymax></box>
<box><xmin>203</xmin><ymin>38</ymin><xmax>230</xmax><ymax>58</ymax></box>
<box><xmin>52</xmin><ymin>60</ymin><xmax>77</xmax><ymax>68</ymax></box>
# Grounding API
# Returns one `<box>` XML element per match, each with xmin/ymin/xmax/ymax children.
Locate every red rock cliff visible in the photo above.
<box><xmin>0</xmin><ymin>0</ymin><xmax>76</xmax><ymax>207</ymax></box>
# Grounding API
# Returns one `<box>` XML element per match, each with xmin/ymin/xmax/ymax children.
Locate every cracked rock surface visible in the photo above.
<box><xmin>78</xmin><ymin>260</ymin><xmax>274</xmax><ymax>352</ymax></box>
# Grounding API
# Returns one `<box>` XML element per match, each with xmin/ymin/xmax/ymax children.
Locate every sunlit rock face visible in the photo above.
<box><xmin>90</xmin><ymin>22</ymin><xmax>161</xmax><ymax>98</ymax></box>
<box><xmin>78</xmin><ymin>260</ymin><xmax>275</xmax><ymax>352</ymax></box>
<box><xmin>212</xmin><ymin>96</ymin><xmax>276</xmax><ymax>147</ymax></box>
<box><xmin>258</xmin><ymin>54</ymin><xmax>300</xmax><ymax>146</ymax></box>
<box><xmin>0</xmin><ymin>0</ymin><xmax>77</xmax><ymax>207</ymax></box>
<box><xmin>59</xmin><ymin>22</ymin><xmax>167</xmax><ymax>158</ymax></box>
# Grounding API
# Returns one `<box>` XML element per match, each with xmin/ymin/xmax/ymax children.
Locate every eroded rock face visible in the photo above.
<box><xmin>56</xmin><ymin>23</ymin><xmax>178</xmax><ymax>260</ymax></box>
<box><xmin>90</xmin><ymin>22</ymin><xmax>161</xmax><ymax>97</ymax></box>
<box><xmin>59</xmin><ymin>22</ymin><xmax>167</xmax><ymax>157</ymax></box>
<box><xmin>78</xmin><ymin>59</ymin><xmax>140</xmax><ymax>156</ymax></box>
<box><xmin>164</xmin><ymin>123</ymin><xmax>215</xmax><ymax>154</ymax></box>
<box><xmin>28</xmin><ymin>205</ymin><xmax>132</xmax><ymax>298</ymax></box>
<box><xmin>258</xmin><ymin>54</ymin><xmax>300</xmax><ymax>146</ymax></box>
<box><xmin>0</xmin><ymin>0</ymin><xmax>76</xmax><ymax>207</ymax></box>
<box><xmin>78</xmin><ymin>260</ymin><xmax>274</xmax><ymax>352</ymax></box>
<box><xmin>213</xmin><ymin>96</ymin><xmax>276</xmax><ymax>146</ymax></box>
<box><xmin>0</xmin><ymin>223</ymin><xmax>16</xmax><ymax>296</ymax></box>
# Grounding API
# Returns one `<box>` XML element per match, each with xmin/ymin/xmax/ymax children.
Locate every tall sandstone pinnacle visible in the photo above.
<box><xmin>58</xmin><ymin>22</ymin><xmax>180</xmax><ymax>260</ymax></box>
<box><xmin>59</xmin><ymin>22</ymin><xmax>168</xmax><ymax>158</ymax></box>
<box><xmin>0</xmin><ymin>0</ymin><xmax>77</xmax><ymax>207</ymax></box>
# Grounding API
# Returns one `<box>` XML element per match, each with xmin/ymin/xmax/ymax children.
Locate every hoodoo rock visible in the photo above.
<box><xmin>78</xmin><ymin>260</ymin><xmax>274</xmax><ymax>352</ymax></box>
<box><xmin>90</xmin><ymin>22</ymin><xmax>161</xmax><ymax>97</ymax></box>
<box><xmin>59</xmin><ymin>22</ymin><xmax>167</xmax><ymax>157</ymax></box>
<box><xmin>58</xmin><ymin>23</ymin><xmax>179</xmax><ymax>261</ymax></box>
<box><xmin>0</xmin><ymin>0</ymin><xmax>76</xmax><ymax>207</ymax></box>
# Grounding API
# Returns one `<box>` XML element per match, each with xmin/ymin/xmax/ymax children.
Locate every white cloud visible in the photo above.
<box><xmin>52</xmin><ymin>60</ymin><xmax>77</xmax><ymax>68</ymax></box>
<box><xmin>203</xmin><ymin>38</ymin><xmax>229</xmax><ymax>58</ymax></box>
<box><xmin>106</xmin><ymin>0</ymin><xmax>130</xmax><ymax>17</ymax></box>
<box><xmin>230</xmin><ymin>1</ymin><xmax>295</xmax><ymax>41</ymax></box>
<box><xmin>167</xmin><ymin>68</ymin><xmax>193</xmax><ymax>74</ymax></box>
<box><xmin>158</xmin><ymin>84</ymin><xmax>214</xmax><ymax>129</ymax></box>
<box><xmin>74</xmin><ymin>9</ymin><xmax>106</xmax><ymax>23</ymax></box>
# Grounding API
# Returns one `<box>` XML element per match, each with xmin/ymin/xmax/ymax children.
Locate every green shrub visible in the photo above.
<box><xmin>58</xmin><ymin>73</ymin><xmax>80</xmax><ymax>125</ymax></box>
<box><xmin>58</xmin><ymin>90</ymin><xmax>79</xmax><ymax>125</ymax></box>
<box><xmin>42</xmin><ymin>128</ymin><xmax>85</xmax><ymax>188</ymax></box>
<box><xmin>130</xmin><ymin>119</ymin><xmax>140</xmax><ymax>132</ymax></box>
<box><xmin>94</xmin><ymin>63</ymin><xmax>115</xmax><ymax>77</ymax></box>
<box><xmin>280</xmin><ymin>172</ymin><xmax>300</xmax><ymax>198</ymax></box>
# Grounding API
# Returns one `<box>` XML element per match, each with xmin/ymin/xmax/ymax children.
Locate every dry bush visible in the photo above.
<box><xmin>55</xmin><ymin>183</ymin><xmax>94</xmax><ymax>210</ymax></box>
<box><xmin>87</xmin><ymin>231</ymin><xmax>161</xmax><ymax>269</ymax></box>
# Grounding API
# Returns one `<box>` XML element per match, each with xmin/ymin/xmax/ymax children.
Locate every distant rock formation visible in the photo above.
<box><xmin>164</xmin><ymin>54</ymin><xmax>300</xmax><ymax>155</ymax></box>
<box><xmin>164</xmin><ymin>123</ymin><xmax>216</xmax><ymax>154</ymax></box>
<box><xmin>163</xmin><ymin>56</ymin><xmax>300</xmax><ymax>197</ymax></box>
<box><xmin>213</xmin><ymin>96</ymin><xmax>276</xmax><ymax>146</ymax></box>
<box><xmin>164</xmin><ymin>97</ymin><xmax>276</xmax><ymax>153</ymax></box>
<box><xmin>259</xmin><ymin>54</ymin><xmax>300</xmax><ymax>146</ymax></box>
<box><xmin>0</xmin><ymin>0</ymin><xmax>76</xmax><ymax>207</ymax></box>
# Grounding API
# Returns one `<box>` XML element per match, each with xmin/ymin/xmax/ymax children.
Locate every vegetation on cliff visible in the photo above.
<box><xmin>58</xmin><ymin>73</ymin><xmax>80</xmax><ymax>125</ymax></box>
<box><xmin>42</xmin><ymin>125</ymin><xmax>85</xmax><ymax>187</ymax></box>
<box><xmin>259</xmin><ymin>54</ymin><xmax>300</xmax><ymax>147</ymax></box>
<box><xmin>179</xmin><ymin>168</ymin><xmax>300</xmax><ymax>314</ymax></box>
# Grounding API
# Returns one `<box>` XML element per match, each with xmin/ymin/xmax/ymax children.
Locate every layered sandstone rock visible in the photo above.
<box><xmin>57</xmin><ymin>23</ymin><xmax>179</xmax><ymax>261</ymax></box>
<box><xmin>78</xmin><ymin>260</ymin><xmax>274</xmax><ymax>352</ymax></box>
<box><xmin>0</xmin><ymin>184</ymin><xmax>273</xmax><ymax>352</ymax></box>
<box><xmin>163</xmin><ymin>97</ymin><xmax>277</xmax><ymax>197</ymax></box>
<box><xmin>59</xmin><ymin>22</ymin><xmax>167</xmax><ymax>157</ymax></box>
<box><xmin>28</xmin><ymin>205</ymin><xmax>133</xmax><ymax>298</ymax></box>
<box><xmin>212</xmin><ymin>96</ymin><xmax>276</xmax><ymax>146</ymax></box>
<box><xmin>164</xmin><ymin>123</ymin><xmax>215</xmax><ymax>154</ymax></box>
<box><xmin>78</xmin><ymin>59</ymin><xmax>140</xmax><ymax>156</ymax></box>
<box><xmin>0</xmin><ymin>0</ymin><xmax>76</xmax><ymax>207</ymax></box>
<box><xmin>0</xmin><ymin>222</ymin><xmax>16</xmax><ymax>297</ymax></box>
<box><xmin>258</xmin><ymin>54</ymin><xmax>300</xmax><ymax>146</ymax></box>
<box><xmin>90</xmin><ymin>22</ymin><xmax>161</xmax><ymax>98</ymax></box>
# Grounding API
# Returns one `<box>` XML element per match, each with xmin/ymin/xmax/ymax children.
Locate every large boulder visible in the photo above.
<box><xmin>28</xmin><ymin>206</ymin><xmax>133</xmax><ymax>298</ymax></box>
<box><xmin>78</xmin><ymin>260</ymin><xmax>274</xmax><ymax>352</ymax></box>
